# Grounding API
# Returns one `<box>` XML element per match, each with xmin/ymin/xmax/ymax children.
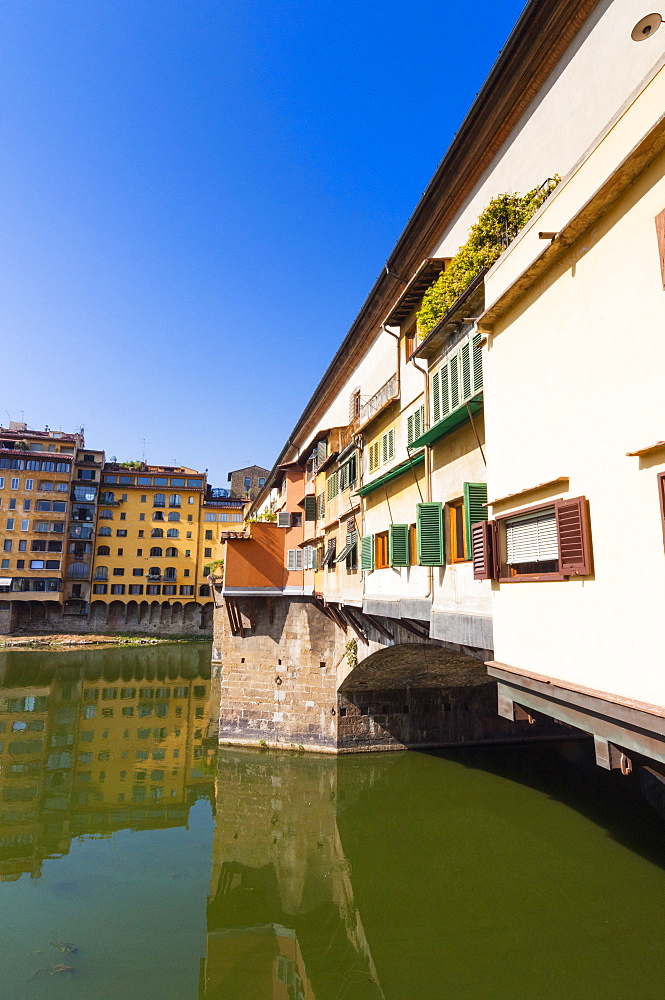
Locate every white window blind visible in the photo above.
<box><xmin>506</xmin><ymin>507</ymin><xmax>558</xmax><ymax>564</ymax></box>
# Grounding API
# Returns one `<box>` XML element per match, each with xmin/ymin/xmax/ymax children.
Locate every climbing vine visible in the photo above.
<box><xmin>345</xmin><ymin>638</ymin><xmax>358</xmax><ymax>670</ymax></box>
<box><xmin>416</xmin><ymin>177</ymin><xmax>561</xmax><ymax>336</ymax></box>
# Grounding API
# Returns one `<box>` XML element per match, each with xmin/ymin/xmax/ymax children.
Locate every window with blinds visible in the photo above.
<box><xmin>327</xmin><ymin>471</ymin><xmax>339</xmax><ymax>501</ymax></box>
<box><xmin>381</xmin><ymin>428</ymin><xmax>395</xmax><ymax>464</ymax></box>
<box><xmin>368</xmin><ymin>441</ymin><xmax>380</xmax><ymax>473</ymax></box>
<box><xmin>431</xmin><ymin>333</ymin><xmax>483</xmax><ymax>426</ymax></box>
<box><xmin>505</xmin><ymin>507</ymin><xmax>558</xmax><ymax>567</ymax></box>
<box><xmin>407</xmin><ymin>405</ymin><xmax>425</xmax><ymax>447</ymax></box>
<box><xmin>316</xmin><ymin>493</ymin><xmax>325</xmax><ymax>521</ymax></box>
<box><xmin>338</xmin><ymin>454</ymin><xmax>356</xmax><ymax>491</ymax></box>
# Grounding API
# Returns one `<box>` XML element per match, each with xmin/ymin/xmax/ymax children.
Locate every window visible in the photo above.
<box><xmin>258</xmin><ymin>477</ymin><xmax>265</xmax><ymax>487</ymax></box>
<box><xmin>205</xmin><ymin>530</ymin><xmax>213</xmax><ymax>540</ymax></box>
<box><xmin>113</xmin><ymin>568</ymin><xmax>125</xmax><ymax>577</ymax></box>
<box><xmin>93</xmin><ymin>584</ymin><xmax>108</xmax><ymax>594</ymax></box>
<box><xmin>199</xmin><ymin>584</ymin><xmax>210</xmax><ymax>596</ymax></box>
<box><xmin>10</xmin><ymin>478</ymin><xmax>19</xmax><ymax>490</ymax></box>
<box><xmin>23</xmin><ymin>499</ymin><xmax>31</xmax><ymax>511</ymax></box>
<box><xmin>231</xmin><ymin>513</ymin><xmax>242</xmax><ymax>522</ymax></box>
<box><xmin>316</xmin><ymin>492</ymin><xmax>325</xmax><ymax>521</ymax></box>
<box><xmin>133</xmin><ymin>568</ymin><xmax>143</xmax><ymax>576</ymax></box>
<box><xmin>20</xmin><ymin>519</ymin><xmax>29</xmax><ymax>531</ymax></box>
<box><xmin>120</xmin><ymin>512</ymin><xmax>126</xmax><ymax>520</ymax></box>
<box><xmin>53</xmin><ymin>502</ymin><xmax>66</xmax><ymax>512</ymax></box>
<box><xmin>368</xmin><ymin>441</ymin><xmax>380</xmax><ymax>473</ymax></box>
<box><xmin>100</xmin><ymin>509</ymin><xmax>113</xmax><ymax>519</ymax></box>
<box><xmin>375</xmin><ymin>531</ymin><xmax>389</xmax><ymax>569</ymax></box>
<box><xmin>41</xmin><ymin>461</ymin><xmax>55</xmax><ymax>472</ymax></box>
<box><xmin>339</xmin><ymin>454</ymin><xmax>357</xmax><ymax>491</ymax></box>
<box><xmin>168</xmin><ymin>495</ymin><xmax>181</xmax><ymax>507</ymax></box>
<box><xmin>180</xmin><ymin>585</ymin><xmax>194</xmax><ymax>596</ymax></box>
<box><xmin>321</xmin><ymin>537</ymin><xmax>336</xmax><ymax>570</ymax></box>
<box><xmin>78</xmin><ymin>469</ymin><xmax>95</xmax><ymax>480</ymax></box>
<box><xmin>56</xmin><ymin>462</ymin><xmax>70</xmax><ymax>473</ymax></box>
<box><xmin>388</xmin><ymin>524</ymin><xmax>409</xmax><ymax>567</ymax></box>
<box><xmin>152</xmin><ymin>511</ymin><xmax>164</xmax><ymax>521</ymax></box>
<box><xmin>407</xmin><ymin>405</ymin><xmax>425</xmax><ymax>446</ymax></box>
<box><xmin>95</xmin><ymin>567</ymin><xmax>108</xmax><ymax>580</ymax></box>
<box><xmin>165</xmin><ymin>547</ymin><xmax>177</xmax><ymax>557</ymax></box>
<box><xmin>0</xmin><ymin>477</ymin><xmax>3</xmax><ymax>488</ymax></box>
<box><xmin>204</xmin><ymin>512</ymin><xmax>216</xmax><ymax>522</ymax></box>
<box><xmin>186</xmin><ymin>531</ymin><xmax>192</xmax><ymax>539</ymax></box>
<box><xmin>5</xmin><ymin>520</ymin><xmax>14</xmax><ymax>531</ymax></box>
<box><xmin>204</xmin><ymin>547</ymin><xmax>212</xmax><ymax>558</ymax></box>
<box><xmin>110</xmin><ymin>584</ymin><xmax>125</xmax><ymax>595</ymax></box>
<box><xmin>431</xmin><ymin>333</ymin><xmax>483</xmax><ymax>425</ymax></box>
<box><xmin>116</xmin><ymin>530</ymin><xmax>127</xmax><ymax>537</ymax></box>
<box><xmin>30</xmin><ymin>560</ymin><xmax>44</xmax><ymax>569</ymax></box>
<box><xmin>18</xmin><ymin>540</ymin><xmax>26</xmax><ymax>551</ymax></box>
<box><xmin>164</xmin><ymin>567</ymin><xmax>176</xmax><ymax>581</ymax></box>
<box><xmin>129</xmin><ymin>585</ymin><xmax>143</xmax><ymax>595</ymax></box>
<box><xmin>38</xmin><ymin>481</ymin><xmax>52</xmax><ymax>491</ymax></box>
<box><xmin>151</xmin><ymin>528</ymin><xmax>164</xmax><ymax>538</ymax></box>
<box><xmin>8</xmin><ymin>498</ymin><xmax>16</xmax><ymax>510</ymax></box>
<box><xmin>25</xmin><ymin>479</ymin><xmax>33</xmax><ymax>491</ymax></box>
<box><xmin>98</xmin><ymin>526</ymin><xmax>111</xmax><ymax>536</ymax></box>
<box><xmin>97</xmin><ymin>545</ymin><xmax>110</xmax><ymax>556</ymax></box>
<box><xmin>139</xmin><ymin>514</ymin><xmax>145</xmax><ymax>521</ymax></box>
<box><xmin>416</xmin><ymin>502</ymin><xmax>444</xmax><ymax>566</ymax></box>
<box><xmin>471</xmin><ymin>497</ymin><xmax>592</xmax><ymax>582</ymax></box>
<box><xmin>167</xmin><ymin>511</ymin><xmax>180</xmax><ymax>521</ymax></box>
<box><xmin>404</xmin><ymin>326</ymin><xmax>416</xmax><ymax>359</ymax></box>
<box><xmin>147</xmin><ymin>584</ymin><xmax>160</xmax><ymax>595</ymax></box>
<box><xmin>287</xmin><ymin>549</ymin><xmax>303</xmax><ymax>571</ymax></box>
<box><xmin>381</xmin><ymin>429</ymin><xmax>395</xmax><ymax>464</ymax></box>
<box><xmin>167</xmin><ymin>528</ymin><xmax>179</xmax><ymax>538</ymax></box>
<box><xmin>153</xmin><ymin>494</ymin><xmax>165</xmax><ymax>507</ymax></box>
<box><xmin>327</xmin><ymin>471</ymin><xmax>339</xmax><ymax>500</ymax></box>
<box><xmin>162</xmin><ymin>585</ymin><xmax>176</xmax><ymax>595</ymax></box>
<box><xmin>244</xmin><ymin>477</ymin><xmax>251</xmax><ymax>490</ymax></box>
<box><xmin>0</xmin><ymin>558</ymin><xmax>8</xmax><ymax>569</ymax></box>
<box><xmin>149</xmin><ymin>547</ymin><xmax>162</xmax><ymax>557</ymax></box>
<box><xmin>448</xmin><ymin>500</ymin><xmax>467</xmax><ymax>562</ymax></box>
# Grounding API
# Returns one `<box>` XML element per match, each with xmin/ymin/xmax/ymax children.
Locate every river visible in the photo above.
<box><xmin>0</xmin><ymin>643</ymin><xmax>663</xmax><ymax>999</ymax></box>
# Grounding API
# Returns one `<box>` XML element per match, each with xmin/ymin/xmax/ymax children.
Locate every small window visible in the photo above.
<box><xmin>168</xmin><ymin>495</ymin><xmax>181</xmax><ymax>507</ymax></box>
<box><xmin>205</xmin><ymin>530</ymin><xmax>213</xmax><ymax>540</ymax></box>
<box><xmin>375</xmin><ymin>531</ymin><xmax>389</xmax><ymax>569</ymax></box>
<box><xmin>110</xmin><ymin>584</ymin><xmax>125</xmax><ymax>595</ymax></box>
<box><xmin>166</xmin><ymin>528</ymin><xmax>179</xmax><ymax>538</ymax></box>
<box><xmin>448</xmin><ymin>500</ymin><xmax>467</xmax><ymax>563</ymax></box>
<box><xmin>204</xmin><ymin>547</ymin><xmax>212</xmax><ymax>558</ymax></box>
<box><xmin>149</xmin><ymin>547</ymin><xmax>162</xmax><ymax>557</ymax></box>
<box><xmin>244</xmin><ymin>477</ymin><xmax>251</xmax><ymax>490</ymax></box>
<box><xmin>258</xmin><ymin>478</ymin><xmax>265</xmax><ymax>487</ymax></box>
<box><xmin>133</xmin><ymin>568</ymin><xmax>143</xmax><ymax>576</ymax></box>
<box><xmin>381</xmin><ymin>429</ymin><xmax>395</xmax><ymax>464</ymax></box>
<box><xmin>113</xmin><ymin>568</ymin><xmax>124</xmax><ymax>576</ymax></box>
<box><xmin>165</xmin><ymin>547</ymin><xmax>178</xmax><ymax>557</ymax></box>
<box><xmin>167</xmin><ymin>511</ymin><xmax>180</xmax><ymax>521</ymax></box>
<box><xmin>153</xmin><ymin>494</ymin><xmax>165</xmax><ymax>507</ymax></box>
<box><xmin>93</xmin><ymin>584</ymin><xmax>108</xmax><ymax>594</ymax></box>
<box><xmin>151</xmin><ymin>528</ymin><xmax>164</xmax><ymax>538</ymax></box>
<box><xmin>152</xmin><ymin>511</ymin><xmax>164</xmax><ymax>521</ymax></box>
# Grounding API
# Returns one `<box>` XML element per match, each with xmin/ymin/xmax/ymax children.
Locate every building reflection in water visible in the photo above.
<box><xmin>0</xmin><ymin>643</ymin><xmax>215</xmax><ymax>882</ymax></box>
<box><xmin>203</xmin><ymin>749</ymin><xmax>385</xmax><ymax>1000</ymax></box>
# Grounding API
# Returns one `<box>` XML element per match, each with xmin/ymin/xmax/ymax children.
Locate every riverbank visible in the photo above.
<box><xmin>0</xmin><ymin>633</ymin><xmax>203</xmax><ymax>649</ymax></box>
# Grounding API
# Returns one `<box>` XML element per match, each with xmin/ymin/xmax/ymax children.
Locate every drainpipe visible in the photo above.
<box><xmin>409</xmin><ymin>353</ymin><xmax>433</xmax><ymax>601</ymax></box>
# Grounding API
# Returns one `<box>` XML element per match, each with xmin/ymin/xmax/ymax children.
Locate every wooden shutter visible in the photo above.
<box><xmin>656</xmin><ymin>209</ymin><xmax>665</xmax><ymax>289</ymax></box>
<box><xmin>440</xmin><ymin>364</ymin><xmax>450</xmax><ymax>418</ymax></box>
<box><xmin>316</xmin><ymin>493</ymin><xmax>325</xmax><ymax>521</ymax></box>
<box><xmin>317</xmin><ymin>439</ymin><xmax>327</xmax><ymax>465</ymax></box>
<box><xmin>449</xmin><ymin>354</ymin><xmax>459</xmax><ymax>410</ymax></box>
<box><xmin>304</xmin><ymin>496</ymin><xmax>316</xmax><ymax>521</ymax></box>
<box><xmin>287</xmin><ymin>549</ymin><xmax>302</xmax><ymax>571</ymax></box>
<box><xmin>327</xmin><ymin>471</ymin><xmax>338</xmax><ymax>500</ymax></box>
<box><xmin>555</xmin><ymin>496</ymin><xmax>592</xmax><ymax>576</ymax></box>
<box><xmin>471</xmin><ymin>520</ymin><xmax>496</xmax><ymax>580</ymax></box>
<box><xmin>463</xmin><ymin>482</ymin><xmax>488</xmax><ymax>556</ymax></box>
<box><xmin>369</xmin><ymin>441</ymin><xmax>379</xmax><ymax>473</ymax></box>
<box><xmin>432</xmin><ymin>369</ymin><xmax>441</xmax><ymax>424</ymax></box>
<box><xmin>472</xmin><ymin>333</ymin><xmax>483</xmax><ymax>392</ymax></box>
<box><xmin>416</xmin><ymin>502</ymin><xmax>444</xmax><ymax>565</ymax></box>
<box><xmin>387</xmin><ymin>428</ymin><xmax>395</xmax><ymax>460</ymax></box>
<box><xmin>389</xmin><ymin>524</ymin><xmax>410</xmax><ymax>566</ymax></box>
<box><xmin>407</xmin><ymin>414</ymin><xmax>414</xmax><ymax>446</ymax></box>
<box><xmin>361</xmin><ymin>534</ymin><xmax>374</xmax><ymax>571</ymax></box>
<box><xmin>461</xmin><ymin>340</ymin><xmax>471</xmax><ymax>400</ymax></box>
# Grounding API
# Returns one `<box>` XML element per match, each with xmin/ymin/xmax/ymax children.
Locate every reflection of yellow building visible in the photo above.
<box><xmin>0</xmin><ymin>645</ymin><xmax>215</xmax><ymax>881</ymax></box>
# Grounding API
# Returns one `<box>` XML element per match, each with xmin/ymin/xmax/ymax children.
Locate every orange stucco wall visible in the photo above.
<box><xmin>224</xmin><ymin>523</ymin><xmax>286</xmax><ymax>589</ymax></box>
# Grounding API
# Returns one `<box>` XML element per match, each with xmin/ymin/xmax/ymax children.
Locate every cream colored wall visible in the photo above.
<box><xmin>434</xmin><ymin>0</ymin><xmax>665</xmax><ymax>263</ymax></box>
<box><xmin>362</xmin><ymin>467</ymin><xmax>430</xmax><ymax>600</ymax></box>
<box><xmin>484</xmin><ymin>142</ymin><xmax>665</xmax><ymax>707</ymax></box>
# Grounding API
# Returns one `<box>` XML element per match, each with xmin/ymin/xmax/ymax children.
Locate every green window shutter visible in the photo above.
<box><xmin>461</xmin><ymin>340</ymin><xmax>471</xmax><ymax>400</ymax></box>
<box><xmin>327</xmin><ymin>471</ymin><xmax>338</xmax><ymax>500</ymax></box>
<box><xmin>463</xmin><ymin>482</ymin><xmax>488</xmax><ymax>556</ymax></box>
<box><xmin>360</xmin><ymin>534</ymin><xmax>374</xmax><ymax>571</ymax></box>
<box><xmin>416</xmin><ymin>502</ymin><xmax>444</xmax><ymax>566</ymax></box>
<box><xmin>449</xmin><ymin>354</ymin><xmax>459</xmax><ymax>410</ymax></box>
<box><xmin>389</xmin><ymin>524</ymin><xmax>410</xmax><ymax>567</ymax></box>
<box><xmin>440</xmin><ymin>364</ymin><xmax>450</xmax><ymax>418</ymax></box>
<box><xmin>304</xmin><ymin>496</ymin><xmax>316</xmax><ymax>521</ymax></box>
<box><xmin>316</xmin><ymin>439</ymin><xmax>327</xmax><ymax>465</ymax></box>
<box><xmin>472</xmin><ymin>333</ymin><xmax>483</xmax><ymax>393</ymax></box>
<box><xmin>407</xmin><ymin>414</ymin><xmax>414</xmax><ymax>446</ymax></box>
<box><xmin>416</xmin><ymin>404</ymin><xmax>424</xmax><ymax>440</ymax></box>
<box><xmin>387</xmin><ymin>428</ymin><xmax>395</xmax><ymax>460</ymax></box>
<box><xmin>432</xmin><ymin>370</ymin><xmax>441</xmax><ymax>424</ymax></box>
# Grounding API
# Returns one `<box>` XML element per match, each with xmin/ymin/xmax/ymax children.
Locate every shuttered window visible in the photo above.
<box><xmin>338</xmin><ymin>454</ymin><xmax>356</xmax><ymax>491</ymax></box>
<box><xmin>407</xmin><ymin>405</ymin><xmax>425</xmax><ymax>447</ymax></box>
<box><xmin>463</xmin><ymin>482</ymin><xmax>488</xmax><ymax>555</ymax></box>
<box><xmin>381</xmin><ymin>428</ymin><xmax>395</xmax><ymax>464</ymax></box>
<box><xmin>389</xmin><ymin>524</ymin><xmax>410</xmax><ymax>567</ymax></box>
<box><xmin>287</xmin><ymin>549</ymin><xmax>303</xmax><ymax>571</ymax></box>
<box><xmin>303</xmin><ymin>545</ymin><xmax>313</xmax><ymax>570</ymax></box>
<box><xmin>431</xmin><ymin>333</ymin><xmax>483</xmax><ymax>426</ymax></box>
<box><xmin>506</xmin><ymin>507</ymin><xmax>558</xmax><ymax>565</ymax></box>
<box><xmin>555</xmin><ymin>497</ymin><xmax>592</xmax><ymax>575</ymax></box>
<box><xmin>327</xmin><ymin>471</ymin><xmax>339</xmax><ymax>501</ymax></box>
<box><xmin>416</xmin><ymin>503</ymin><xmax>444</xmax><ymax>566</ymax></box>
<box><xmin>368</xmin><ymin>441</ymin><xmax>380</xmax><ymax>473</ymax></box>
<box><xmin>316</xmin><ymin>493</ymin><xmax>325</xmax><ymax>521</ymax></box>
<box><xmin>321</xmin><ymin>538</ymin><xmax>336</xmax><ymax>568</ymax></box>
<box><xmin>303</xmin><ymin>496</ymin><xmax>316</xmax><ymax>521</ymax></box>
<box><xmin>316</xmin><ymin>439</ymin><xmax>327</xmax><ymax>465</ymax></box>
<box><xmin>335</xmin><ymin>530</ymin><xmax>357</xmax><ymax>563</ymax></box>
<box><xmin>471</xmin><ymin>521</ymin><xmax>497</xmax><ymax>580</ymax></box>
<box><xmin>360</xmin><ymin>534</ymin><xmax>374</xmax><ymax>571</ymax></box>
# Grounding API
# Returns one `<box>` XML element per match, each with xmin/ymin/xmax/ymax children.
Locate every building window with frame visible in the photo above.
<box><xmin>448</xmin><ymin>499</ymin><xmax>468</xmax><ymax>563</ymax></box>
<box><xmin>375</xmin><ymin>531</ymin><xmax>389</xmax><ymax>569</ymax></box>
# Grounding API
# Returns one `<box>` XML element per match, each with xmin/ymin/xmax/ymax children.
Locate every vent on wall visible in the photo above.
<box><xmin>277</xmin><ymin>512</ymin><xmax>291</xmax><ymax>528</ymax></box>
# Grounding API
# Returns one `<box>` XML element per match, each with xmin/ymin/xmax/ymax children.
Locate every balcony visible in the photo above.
<box><xmin>147</xmin><ymin>574</ymin><xmax>162</xmax><ymax>582</ymax></box>
<box><xmin>358</xmin><ymin>374</ymin><xmax>399</xmax><ymax>429</ymax></box>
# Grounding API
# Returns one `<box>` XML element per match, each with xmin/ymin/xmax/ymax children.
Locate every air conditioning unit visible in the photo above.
<box><xmin>277</xmin><ymin>512</ymin><xmax>291</xmax><ymax>528</ymax></box>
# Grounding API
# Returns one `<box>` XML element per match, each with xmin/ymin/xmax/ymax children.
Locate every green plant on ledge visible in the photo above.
<box><xmin>416</xmin><ymin>176</ymin><xmax>561</xmax><ymax>337</ymax></box>
<box><xmin>204</xmin><ymin>558</ymin><xmax>224</xmax><ymax>577</ymax></box>
<box><xmin>247</xmin><ymin>510</ymin><xmax>277</xmax><ymax>522</ymax></box>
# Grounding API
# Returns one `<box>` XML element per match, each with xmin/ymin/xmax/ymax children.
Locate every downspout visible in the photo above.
<box><xmin>409</xmin><ymin>353</ymin><xmax>433</xmax><ymax>600</ymax></box>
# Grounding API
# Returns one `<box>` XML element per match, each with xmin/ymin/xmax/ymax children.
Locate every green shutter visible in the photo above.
<box><xmin>432</xmin><ymin>370</ymin><xmax>441</xmax><ymax>424</ymax></box>
<box><xmin>389</xmin><ymin>524</ymin><xmax>410</xmax><ymax>566</ymax></box>
<box><xmin>304</xmin><ymin>496</ymin><xmax>316</xmax><ymax>521</ymax></box>
<box><xmin>472</xmin><ymin>333</ymin><xmax>483</xmax><ymax>392</ymax></box>
<box><xmin>327</xmin><ymin>471</ymin><xmax>338</xmax><ymax>500</ymax></box>
<box><xmin>461</xmin><ymin>340</ymin><xmax>471</xmax><ymax>400</ymax></box>
<box><xmin>450</xmin><ymin>354</ymin><xmax>459</xmax><ymax>409</ymax></box>
<box><xmin>416</xmin><ymin>502</ymin><xmax>444</xmax><ymax>565</ymax></box>
<box><xmin>361</xmin><ymin>534</ymin><xmax>374</xmax><ymax>571</ymax></box>
<box><xmin>463</xmin><ymin>482</ymin><xmax>488</xmax><ymax>557</ymax></box>
<box><xmin>440</xmin><ymin>365</ymin><xmax>450</xmax><ymax>417</ymax></box>
<box><xmin>407</xmin><ymin>413</ymin><xmax>414</xmax><ymax>446</ymax></box>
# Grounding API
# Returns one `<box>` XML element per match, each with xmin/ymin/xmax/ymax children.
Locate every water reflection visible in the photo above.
<box><xmin>204</xmin><ymin>750</ymin><xmax>386</xmax><ymax>1000</ymax></box>
<box><xmin>0</xmin><ymin>644</ymin><xmax>215</xmax><ymax>882</ymax></box>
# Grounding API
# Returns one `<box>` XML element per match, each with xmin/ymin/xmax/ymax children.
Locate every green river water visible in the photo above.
<box><xmin>0</xmin><ymin>643</ymin><xmax>663</xmax><ymax>1000</ymax></box>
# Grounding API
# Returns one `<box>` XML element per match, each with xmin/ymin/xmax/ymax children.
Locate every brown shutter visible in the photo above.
<box><xmin>472</xmin><ymin>520</ymin><xmax>494</xmax><ymax>580</ymax></box>
<box><xmin>658</xmin><ymin>472</ymin><xmax>665</xmax><ymax>551</ymax></box>
<box><xmin>555</xmin><ymin>496</ymin><xmax>592</xmax><ymax>576</ymax></box>
<box><xmin>656</xmin><ymin>209</ymin><xmax>665</xmax><ymax>290</ymax></box>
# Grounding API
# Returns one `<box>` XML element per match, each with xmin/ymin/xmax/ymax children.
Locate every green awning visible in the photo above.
<box><xmin>355</xmin><ymin>451</ymin><xmax>425</xmax><ymax>498</ymax></box>
<box><xmin>409</xmin><ymin>395</ymin><xmax>483</xmax><ymax>449</ymax></box>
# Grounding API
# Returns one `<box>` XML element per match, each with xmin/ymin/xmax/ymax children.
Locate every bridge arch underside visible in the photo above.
<box><xmin>337</xmin><ymin>644</ymin><xmax>564</xmax><ymax>752</ymax></box>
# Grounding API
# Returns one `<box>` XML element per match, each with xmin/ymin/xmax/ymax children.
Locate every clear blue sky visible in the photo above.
<box><xmin>0</xmin><ymin>0</ymin><xmax>526</xmax><ymax>486</ymax></box>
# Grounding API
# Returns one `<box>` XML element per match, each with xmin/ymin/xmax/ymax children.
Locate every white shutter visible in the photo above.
<box><xmin>277</xmin><ymin>512</ymin><xmax>291</xmax><ymax>528</ymax></box>
<box><xmin>506</xmin><ymin>507</ymin><xmax>558</xmax><ymax>564</ymax></box>
<box><xmin>287</xmin><ymin>549</ymin><xmax>303</xmax><ymax>571</ymax></box>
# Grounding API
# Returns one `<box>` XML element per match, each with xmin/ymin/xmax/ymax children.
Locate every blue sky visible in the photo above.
<box><xmin>0</xmin><ymin>0</ymin><xmax>526</xmax><ymax>486</ymax></box>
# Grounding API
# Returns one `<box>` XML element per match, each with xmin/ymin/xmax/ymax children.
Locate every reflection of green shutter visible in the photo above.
<box><xmin>304</xmin><ymin>496</ymin><xmax>316</xmax><ymax>521</ymax></box>
<box><xmin>416</xmin><ymin>502</ymin><xmax>444</xmax><ymax>565</ymax></box>
<box><xmin>361</xmin><ymin>535</ymin><xmax>374</xmax><ymax>571</ymax></box>
<box><xmin>463</xmin><ymin>482</ymin><xmax>488</xmax><ymax>556</ymax></box>
<box><xmin>389</xmin><ymin>524</ymin><xmax>410</xmax><ymax>566</ymax></box>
